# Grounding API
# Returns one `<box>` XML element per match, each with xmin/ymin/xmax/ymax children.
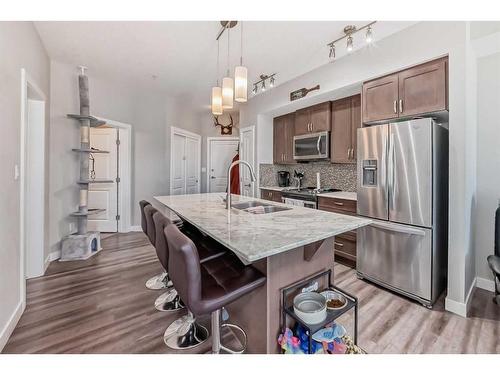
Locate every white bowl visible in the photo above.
<box><xmin>293</xmin><ymin>292</ymin><xmax>327</xmax><ymax>325</ymax></box>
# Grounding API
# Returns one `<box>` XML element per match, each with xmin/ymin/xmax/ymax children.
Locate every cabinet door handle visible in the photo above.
<box><xmin>399</xmin><ymin>99</ymin><xmax>403</xmax><ymax>114</ymax></box>
<box><xmin>333</xmin><ymin>201</ymin><xmax>344</xmax><ymax>206</ymax></box>
<box><xmin>334</xmin><ymin>242</ymin><xmax>344</xmax><ymax>248</ymax></box>
<box><xmin>393</xmin><ymin>100</ymin><xmax>398</xmax><ymax>114</ymax></box>
<box><xmin>311</xmin><ymin>122</ymin><xmax>314</xmax><ymax>131</ymax></box>
<box><xmin>347</xmin><ymin>148</ymin><xmax>351</xmax><ymax>159</ymax></box>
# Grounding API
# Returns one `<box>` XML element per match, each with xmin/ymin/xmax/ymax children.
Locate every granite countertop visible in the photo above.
<box><xmin>154</xmin><ymin>193</ymin><xmax>370</xmax><ymax>263</ymax></box>
<box><xmin>316</xmin><ymin>191</ymin><xmax>357</xmax><ymax>201</ymax></box>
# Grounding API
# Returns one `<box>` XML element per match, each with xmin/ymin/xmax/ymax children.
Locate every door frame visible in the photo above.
<box><xmin>206</xmin><ymin>136</ymin><xmax>240</xmax><ymax>193</ymax></box>
<box><xmin>170</xmin><ymin>126</ymin><xmax>201</xmax><ymax>195</ymax></box>
<box><xmin>19</xmin><ymin>69</ymin><xmax>47</xmax><ymax>303</ymax></box>
<box><xmin>239</xmin><ymin>126</ymin><xmax>256</xmax><ymax>196</ymax></box>
<box><xmin>95</xmin><ymin>117</ymin><xmax>132</xmax><ymax>233</ymax></box>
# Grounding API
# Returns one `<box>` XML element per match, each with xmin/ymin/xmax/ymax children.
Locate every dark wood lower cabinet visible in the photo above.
<box><xmin>317</xmin><ymin>196</ymin><xmax>358</xmax><ymax>268</ymax></box>
<box><xmin>260</xmin><ymin>189</ymin><xmax>283</xmax><ymax>203</ymax></box>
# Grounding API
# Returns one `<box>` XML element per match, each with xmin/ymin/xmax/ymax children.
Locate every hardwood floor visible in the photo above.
<box><xmin>3</xmin><ymin>232</ymin><xmax>500</xmax><ymax>354</ymax></box>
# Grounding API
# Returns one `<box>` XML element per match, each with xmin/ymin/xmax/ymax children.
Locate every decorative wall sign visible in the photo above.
<box><xmin>213</xmin><ymin>114</ymin><xmax>234</xmax><ymax>135</ymax></box>
<box><xmin>290</xmin><ymin>84</ymin><xmax>320</xmax><ymax>101</ymax></box>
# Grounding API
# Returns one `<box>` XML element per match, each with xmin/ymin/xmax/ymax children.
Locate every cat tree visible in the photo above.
<box><xmin>60</xmin><ymin>67</ymin><xmax>112</xmax><ymax>261</ymax></box>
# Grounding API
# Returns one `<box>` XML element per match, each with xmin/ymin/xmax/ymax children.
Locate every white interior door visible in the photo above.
<box><xmin>171</xmin><ymin>133</ymin><xmax>187</xmax><ymax>195</ymax></box>
<box><xmin>25</xmin><ymin>99</ymin><xmax>45</xmax><ymax>279</ymax></box>
<box><xmin>88</xmin><ymin>127</ymin><xmax>118</xmax><ymax>233</ymax></box>
<box><xmin>170</xmin><ymin>128</ymin><xmax>201</xmax><ymax>195</ymax></box>
<box><xmin>239</xmin><ymin>126</ymin><xmax>255</xmax><ymax>197</ymax></box>
<box><xmin>185</xmin><ymin>137</ymin><xmax>200</xmax><ymax>194</ymax></box>
<box><xmin>208</xmin><ymin>139</ymin><xmax>239</xmax><ymax>193</ymax></box>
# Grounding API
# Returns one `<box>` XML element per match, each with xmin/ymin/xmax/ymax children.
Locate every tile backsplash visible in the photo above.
<box><xmin>260</xmin><ymin>162</ymin><xmax>357</xmax><ymax>192</ymax></box>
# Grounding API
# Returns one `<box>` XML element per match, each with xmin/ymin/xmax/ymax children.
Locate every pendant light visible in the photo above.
<box><xmin>234</xmin><ymin>22</ymin><xmax>248</xmax><ymax>103</ymax></box>
<box><xmin>222</xmin><ymin>26</ymin><xmax>234</xmax><ymax>109</ymax></box>
<box><xmin>211</xmin><ymin>39</ymin><xmax>223</xmax><ymax>115</ymax></box>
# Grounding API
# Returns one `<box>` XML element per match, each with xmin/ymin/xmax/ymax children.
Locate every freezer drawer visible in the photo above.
<box><xmin>357</xmin><ymin>220</ymin><xmax>432</xmax><ymax>301</ymax></box>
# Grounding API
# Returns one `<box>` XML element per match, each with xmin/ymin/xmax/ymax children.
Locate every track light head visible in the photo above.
<box><xmin>329</xmin><ymin>44</ymin><xmax>336</xmax><ymax>59</ymax></box>
<box><xmin>365</xmin><ymin>26</ymin><xmax>373</xmax><ymax>44</ymax></box>
<box><xmin>269</xmin><ymin>76</ymin><xmax>275</xmax><ymax>88</ymax></box>
<box><xmin>346</xmin><ymin>35</ymin><xmax>353</xmax><ymax>52</ymax></box>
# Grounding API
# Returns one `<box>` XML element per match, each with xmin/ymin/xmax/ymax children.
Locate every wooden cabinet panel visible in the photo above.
<box><xmin>273</xmin><ymin>117</ymin><xmax>285</xmax><ymax>164</ymax></box>
<box><xmin>350</xmin><ymin>94</ymin><xmax>361</xmax><ymax>160</ymax></box>
<box><xmin>362</xmin><ymin>73</ymin><xmax>399</xmax><ymax>123</ymax></box>
<box><xmin>260</xmin><ymin>189</ymin><xmax>283</xmax><ymax>203</ymax></box>
<box><xmin>294</xmin><ymin>108</ymin><xmax>310</xmax><ymax>135</ymax></box>
<box><xmin>317</xmin><ymin>196</ymin><xmax>357</xmax><ymax>214</ymax></box>
<box><xmin>331</xmin><ymin>97</ymin><xmax>352</xmax><ymax>163</ymax></box>
<box><xmin>273</xmin><ymin>113</ymin><xmax>295</xmax><ymax>164</ymax></box>
<box><xmin>309</xmin><ymin>102</ymin><xmax>331</xmax><ymax>133</ymax></box>
<box><xmin>334</xmin><ymin>234</ymin><xmax>357</xmax><ymax>267</ymax></box>
<box><xmin>398</xmin><ymin>58</ymin><xmax>448</xmax><ymax>117</ymax></box>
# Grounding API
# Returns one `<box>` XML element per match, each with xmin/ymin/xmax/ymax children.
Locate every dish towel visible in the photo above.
<box><xmin>230</xmin><ymin>153</ymin><xmax>240</xmax><ymax>194</ymax></box>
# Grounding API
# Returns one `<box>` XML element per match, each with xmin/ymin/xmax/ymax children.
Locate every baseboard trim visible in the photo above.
<box><xmin>476</xmin><ymin>276</ymin><xmax>495</xmax><ymax>292</ymax></box>
<box><xmin>44</xmin><ymin>254</ymin><xmax>51</xmax><ymax>272</ymax></box>
<box><xmin>0</xmin><ymin>300</ymin><xmax>25</xmax><ymax>353</ymax></box>
<box><xmin>445</xmin><ymin>277</ymin><xmax>476</xmax><ymax>317</ymax></box>
<box><xmin>129</xmin><ymin>225</ymin><xmax>142</xmax><ymax>232</ymax></box>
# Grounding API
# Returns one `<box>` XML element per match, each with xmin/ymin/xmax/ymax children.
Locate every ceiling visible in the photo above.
<box><xmin>35</xmin><ymin>21</ymin><xmax>416</xmax><ymax>111</ymax></box>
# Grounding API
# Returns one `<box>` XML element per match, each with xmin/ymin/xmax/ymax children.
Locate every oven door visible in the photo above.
<box><xmin>293</xmin><ymin>131</ymin><xmax>329</xmax><ymax>160</ymax></box>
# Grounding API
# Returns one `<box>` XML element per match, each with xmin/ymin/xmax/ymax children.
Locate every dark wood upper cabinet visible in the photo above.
<box><xmin>398</xmin><ymin>58</ymin><xmax>448</xmax><ymax>117</ymax></box>
<box><xmin>273</xmin><ymin>113</ymin><xmax>295</xmax><ymax>164</ymax></box>
<box><xmin>331</xmin><ymin>94</ymin><xmax>361</xmax><ymax>164</ymax></box>
<box><xmin>309</xmin><ymin>102</ymin><xmax>331</xmax><ymax>133</ymax></box>
<box><xmin>294</xmin><ymin>108</ymin><xmax>310</xmax><ymax>135</ymax></box>
<box><xmin>362</xmin><ymin>73</ymin><xmax>399</xmax><ymax>123</ymax></box>
<box><xmin>350</xmin><ymin>94</ymin><xmax>361</xmax><ymax>159</ymax></box>
<box><xmin>362</xmin><ymin>56</ymin><xmax>448</xmax><ymax>124</ymax></box>
<box><xmin>294</xmin><ymin>102</ymin><xmax>331</xmax><ymax>135</ymax></box>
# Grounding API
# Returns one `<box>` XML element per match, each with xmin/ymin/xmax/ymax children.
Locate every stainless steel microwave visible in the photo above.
<box><xmin>293</xmin><ymin>131</ymin><xmax>330</xmax><ymax>161</ymax></box>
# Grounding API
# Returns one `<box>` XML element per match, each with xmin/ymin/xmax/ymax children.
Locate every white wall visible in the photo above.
<box><xmin>474</xmin><ymin>51</ymin><xmax>500</xmax><ymax>286</ymax></box>
<box><xmin>0</xmin><ymin>22</ymin><xmax>50</xmax><ymax>351</ymax></box>
<box><xmin>240</xmin><ymin>21</ymin><xmax>476</xmax><ymax>314</ymax></box>
<box><xmin>49</xmin><ymin>61</ymin><xmax>201</xmax><ymax>257</ymax></box>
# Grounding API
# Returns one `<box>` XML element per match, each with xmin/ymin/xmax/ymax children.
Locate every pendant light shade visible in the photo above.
<box><xmin>234</xmin><ymin>65</ymin><xmax>248</xmax><ymax>102</ymax></box>
<box><xmin>211</xmin><ymin>86</ymin><xmax>223</xmax><ymax>115</ymax></box>
<box><xmin>222</xmin><ymin>76</ymin><xmax>234</xmax><ymax>109</ymax></box>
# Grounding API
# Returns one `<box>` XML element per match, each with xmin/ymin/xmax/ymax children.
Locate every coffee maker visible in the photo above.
<box><xmin>277</xmin><ymin>171</ymin><xmax>290</xmax><ymax>187</ymax></box>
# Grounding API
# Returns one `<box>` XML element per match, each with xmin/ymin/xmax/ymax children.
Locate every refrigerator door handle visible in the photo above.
<box><xmin>388</xmin><ymin>131</ymin><xmax>395</xmax><ymax>211</ymax></box>
<box><xmin>369</xmin><ymin>221</ymin><xmax>426</xmax><ymax>236</ymax></box>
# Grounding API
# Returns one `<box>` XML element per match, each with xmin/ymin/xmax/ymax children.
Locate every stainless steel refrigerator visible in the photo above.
<box><xmin>356</xmin><ymin>118</ymin><xmax>448</xmax><ymax>307</ymax></box>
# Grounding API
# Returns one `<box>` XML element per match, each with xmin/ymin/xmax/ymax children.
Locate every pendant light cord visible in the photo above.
<box><xmin>216</xmin><ymin>39</ymin><xmax>220</xmax><ymax>85</ymax></box>
<box><xmin>227</xmin><ymin>25</ymin><xmax>230</xmax><ymax>76</ymax></box>
<box><xmin>240</xmin><ymin>21</ymin><xmax>243</xmax><ymax>65</ymax></box>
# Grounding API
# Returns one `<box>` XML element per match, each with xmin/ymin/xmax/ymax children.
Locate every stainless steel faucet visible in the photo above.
<box><xmin>226</xmin><ymin>160</ymin><xmax>256</xmax><ymax>209</ymax></box>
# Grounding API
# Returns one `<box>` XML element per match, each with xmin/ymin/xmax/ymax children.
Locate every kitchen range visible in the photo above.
<box><xmin>282</xmin><ymin>187</ymin><xmax>342</xmax><ymax>209</ymax></box>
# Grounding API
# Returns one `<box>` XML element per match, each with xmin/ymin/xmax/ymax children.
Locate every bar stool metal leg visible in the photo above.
<box><xmin>211</xmin><ymin>308</ymin><xmax>247</xmax><ymax>354</ymax></box>
<box><xmin>145</xmin><ymin>271</ymin><xmax>172</xmax><ymax>290</ymax></box>
<box><xmin>154</xmin><ymin>288</ymin><xmax>185</xmax><ymax>312</ymax></box>
<box><xmin>164</xmin><ymin>311</ymin><xmax>209</xmax><ymax>350</ymax></box>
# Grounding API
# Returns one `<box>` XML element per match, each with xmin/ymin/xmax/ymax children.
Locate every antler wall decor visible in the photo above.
<box><xmin>213</xmin><ymin>114</ymin><xmax>234</xmax><ymax>135</ymax></box>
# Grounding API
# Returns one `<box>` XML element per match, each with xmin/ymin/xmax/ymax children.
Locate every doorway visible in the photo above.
<box><xmin>239</xmin><ymin>126</ymin><xmax>256</xmax><ymax>197</ymax></box>
<box><xmin>206</xmin><ymin>137</ymin><xmax>239</xmax><ymax>193</ymax></box>
<box><xmin>20</xmin><ymin>69</ymin><xmax>46</xmax><ymax>282</ymax></box>
<box><xmin>170</xmin><ymin>127</ymin><xmax>201</xmax><ymax>195</ymax></box>
<box><xmin>90</xmin><ymin>117</ymin><xmax>132</xmax><ymax>233</ymax></box>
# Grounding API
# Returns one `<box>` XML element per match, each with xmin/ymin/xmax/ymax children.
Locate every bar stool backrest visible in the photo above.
<box><xmin>139</xmin><ymin>200</ymin><xmax>151</xmax><ymax>234</ymax></box>
<box><xmin>165</xmin><ymin>224</ymin><xmax>202</xmax><ymax>309</ymax></box>
<box><xmin>144</xmin><ymin>205</ymin><xmax>158</xmax><ymax>245</ymax></box>
<box><xmin>152</xmin><ymin>211</ymin><xmax>172</xmax><ymax>271</ymax></box>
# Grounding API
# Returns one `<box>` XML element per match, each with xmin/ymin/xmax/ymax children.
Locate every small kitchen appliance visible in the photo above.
<box><xmin>277</xmin><ymin>171</ymin><xmax>290</xmax><ymax>187</ymax></box>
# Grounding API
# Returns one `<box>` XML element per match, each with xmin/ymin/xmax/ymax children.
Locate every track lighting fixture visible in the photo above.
<box><xmin>346</xmin><ymin>35</ymin><xmax>353</xmax><ymax>52</ymax></box>
<box><xmin>252</xmin><ymin>73</ymin><xmax>276</xmax><ymax>96</ymax></box>
<box><xmin>326</xmin><ymin>21</ymin><xmax>376</xmax><ymax>59</ymax></box>
<box><xmin>365</xmin><ymin>25</ymin><xmax>373</xmax><ymax>44</ymax></box>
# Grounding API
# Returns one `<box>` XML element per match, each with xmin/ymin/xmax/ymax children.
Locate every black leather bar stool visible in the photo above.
<box><xmin>165</xmin><ymin>224</ymin><xmax>266</xmax><ymax>353</ymax></box>
<box><xmin>145</xmin><ymin>208</ymin><xmax>227</xmax><ymax>313</ymax></box>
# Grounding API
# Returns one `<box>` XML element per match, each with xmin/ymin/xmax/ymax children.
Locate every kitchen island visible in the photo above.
<box><xmin>154</xmin><ymin>193</ymin><xmax>370</xmax><ymax>353</ymax></box>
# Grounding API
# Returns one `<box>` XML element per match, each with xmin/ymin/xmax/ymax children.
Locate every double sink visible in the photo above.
<box><xmin>232</xmin><ymin>201</ymin><xmax>291</xmax><ymax>215</ymax></box>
